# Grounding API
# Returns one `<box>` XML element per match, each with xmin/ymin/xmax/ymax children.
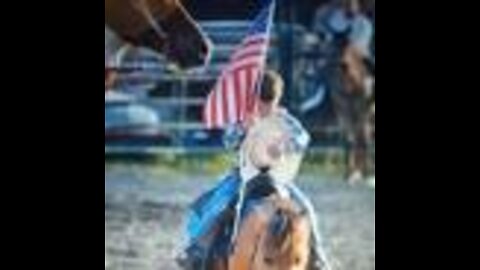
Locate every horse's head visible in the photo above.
<box><xmin>260</xmin><ymin>199</ymin><xmax>311</xmax><ymax>270</ymax></box>
<box><xmin>226</xmin><ymin>195</ymin><xmax>311</xmax><ymax>270</ymax></box>
<box><xmin>105</xmin><ymin>0</ymin><xmax>211</xmax><ymax>69</ymax></box>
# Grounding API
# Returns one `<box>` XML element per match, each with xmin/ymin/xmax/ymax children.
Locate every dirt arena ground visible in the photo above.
<box><xmin>105</xmin><ymin>163</ymin><xmax>375</xmax><ymax>270</ymax></box>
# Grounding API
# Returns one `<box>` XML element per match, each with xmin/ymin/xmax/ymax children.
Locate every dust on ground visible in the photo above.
<box><xmin>105</xmin><ymin>163</ymin><xmax>375</xmax><ymax>270</ymax></box>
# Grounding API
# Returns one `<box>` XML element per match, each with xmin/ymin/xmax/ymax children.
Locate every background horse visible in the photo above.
<box><xmin>105</xmin><ymin>0</ymin><xmax>211</xmax><ymax>69</ymax></box>
<box><xmin>324</xmin><ymin>30</ymin><xmax>374</xmax><ymax>182</ymax></box>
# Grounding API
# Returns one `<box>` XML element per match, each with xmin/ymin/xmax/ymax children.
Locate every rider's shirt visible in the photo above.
<box><xmin>313</xmin><ymin>7</ymin><xmax>373</xmax><ymax>59</ymax></box>
<box><xmin>238</xmin><ymin>108</ymin><xmax>310</xmax><ymax>184</ymax></box>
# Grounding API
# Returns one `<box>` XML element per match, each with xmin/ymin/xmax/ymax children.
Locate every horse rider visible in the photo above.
<box><xmin>313</xmin><ymin>0</ymin><xmax>373</xmax><ymax>68</ymax></box>
<box><xmin>313</xmin><ymin>0</ymin><xmax>374</xmax><ymax>184</ymax></box>
<box><xmin>177</xmin><ymin>70</ymin><xmax>331</xmax><ymax>270</ymax></box>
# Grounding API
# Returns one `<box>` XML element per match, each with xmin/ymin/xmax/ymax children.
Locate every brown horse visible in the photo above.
<box><xmin>341</xmin><ymin>43</ymin><xmax>374</xmax><ymax>182</ymax></box>
<box><xmin>105</xmin><ymin>0</ymin><xmax>211</xmax><ymax>69</ymax></box>
<box><xmin>324</xmin><ymin>29</ymin><xmax>374</xmax><ymax>182</ymax></box>
<box><xmin>212</xmin><ymin>194</ymin><xmax>311</xmax><ymax>270</ymax></box>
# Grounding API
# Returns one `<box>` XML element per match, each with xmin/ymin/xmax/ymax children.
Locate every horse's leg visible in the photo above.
<box><xmin>336</xmin><ymin>94</ymin><xmax>358</xmax><ymax>179</ymax></box>
<box><xmin>348</xmin><ymin>128</ymin><xmax>366</xmax><ymax>180</ymax></box>
<box><xmin>352</xmin><ymin>94</ymin><xmax>371</xmax><ymax>177</ymax></box>
<box><xmin>328</xmin><ymin>86</ymin><xmax>354</xmax><ymax>179</ymax></box>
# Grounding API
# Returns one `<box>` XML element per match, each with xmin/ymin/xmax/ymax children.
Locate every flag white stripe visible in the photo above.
<box><xmin>226</xmin><ymin>76</ymin><xmax>237</xmax><ymax>123</ymax></box>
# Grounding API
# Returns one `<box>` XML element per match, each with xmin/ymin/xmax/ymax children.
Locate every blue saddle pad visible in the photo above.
<box><xmin>187</xmin><ymin>172</ymin><xmax>241</xmax><ymax>241</ymax></box>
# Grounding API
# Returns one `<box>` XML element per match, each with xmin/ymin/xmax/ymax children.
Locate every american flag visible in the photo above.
<box><xmin>203</xmin><ymin>0</ymin><xmax>275</xmax><ymax>129</ymax></box>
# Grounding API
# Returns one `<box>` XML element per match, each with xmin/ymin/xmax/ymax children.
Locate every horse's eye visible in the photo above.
<box><xmin>264</xmin><ymin>257</ymin><xmax>274</xmax><ymax>265</ymax></box>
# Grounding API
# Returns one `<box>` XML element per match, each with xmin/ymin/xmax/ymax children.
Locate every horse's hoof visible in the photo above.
<box><xmin>347</xmin><ymin>170</ymin><xmax>363</xmax><ymax>185</ymax></box>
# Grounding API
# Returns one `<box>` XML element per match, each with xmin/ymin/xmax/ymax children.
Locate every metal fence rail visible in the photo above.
<box><xmin>105</xmin><ymin>20</ymin><xmax>374</xmax><ymax>159</ymax></box>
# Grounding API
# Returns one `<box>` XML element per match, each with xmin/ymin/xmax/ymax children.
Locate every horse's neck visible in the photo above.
<box><xmin>326</xmin><ymin>43</ymin><xmax>368</xmax><ymax>93</ymax></box>
<box><xmin>343</xmin><ymin>46</ymin><xmax>369</xmax><ymax>88</ymax></box>
<box><xmin>229</xmin><ymin>198</ymin><xmax>277</xmax><ymax>270</ymax></box>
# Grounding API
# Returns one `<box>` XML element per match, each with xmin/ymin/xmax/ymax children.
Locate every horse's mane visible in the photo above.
<box><xmin>263</xmin><ymin>200</ymin><xmax>302</xmax><ymax>258</ymax></box>
<box><xmin>227</xmin><ymin>193</ymin><xmax>311</xmax><ymax>270</ymax></box>
<box><xmin>267</xmin><ymin>209</ymin><xmax>294</xmax><ymax>254</ymax></box>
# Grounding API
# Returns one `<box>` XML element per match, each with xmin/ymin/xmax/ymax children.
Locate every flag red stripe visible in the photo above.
<box><xmin>233</xmin><ymin>69</ymin><xmax>242</xmax><ymax>120</ymax></box>
<box><xmin>221</xmin><ymin>77</ymin><xmax>230</xmax><ymax>124</ymax></box>
<box><xmin>245</xmin><ymin>67</ymin><xmax>253</xmax><ymax>114</ymax></box>
<box><xmin>215</xmin><ymin>82</ymin><xmax>224</xmax><ymax>127</ymax></box>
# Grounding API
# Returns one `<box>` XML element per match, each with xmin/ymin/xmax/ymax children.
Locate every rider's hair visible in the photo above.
<box><xmin>259</xmin><ymin>69</ymin><xmax>284</xmax><ymax>104</ymax></box>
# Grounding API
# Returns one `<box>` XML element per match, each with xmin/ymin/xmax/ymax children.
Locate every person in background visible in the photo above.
<box><xmin>312</xmin><ymin>0</ymin><xmax>374</xmax><ymax>184</ymax></box>
<box><xmin>312</xmin><ymin>0</ymin><xmax>351</xmax><ymax>44</ymax></box>
<box><xmin>312</xmin><ymin>0</ymin><xmax>373</xmax><ymax>92</ymax></box>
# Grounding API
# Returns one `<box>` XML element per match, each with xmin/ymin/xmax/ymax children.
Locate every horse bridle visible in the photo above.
<box><xmin>109</xmin><ymin>0</ymin><xmax>169</xmax><ymax>68</ymax></box>
<box><xmin>131</xmin><ymin>0</ymin><xmax>168</xmax><ymax>40</ymax></box>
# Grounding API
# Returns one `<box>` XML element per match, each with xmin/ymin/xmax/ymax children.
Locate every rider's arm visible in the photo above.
<box><xmin>282</xmin><ymin>112</ymin><xmax>311</xmax><ymax>154</ymax></box>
